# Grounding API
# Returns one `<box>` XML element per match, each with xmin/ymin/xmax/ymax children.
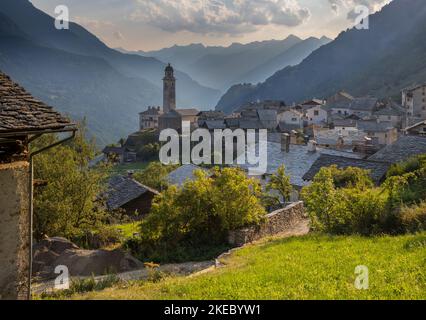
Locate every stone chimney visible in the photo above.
<box><xmin>307</xmin><ymin>140</ymin><xmax>317</xmax><ymax>153</ymax></box>
<box><xmin>281</xmin><ymin>133</ymin><xmax>290</xmax><ymax>153</ymax></box>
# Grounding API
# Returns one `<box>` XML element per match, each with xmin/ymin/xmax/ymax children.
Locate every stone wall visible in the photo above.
<box><xmin>228</xmin><ymin>202</ymin><xmax>307</xmax><ymax>247</ymax></box>
<box><xmin>0</xmin><ymin>161</ymin><xmax>30</xmax><ymax>300</ymax></box>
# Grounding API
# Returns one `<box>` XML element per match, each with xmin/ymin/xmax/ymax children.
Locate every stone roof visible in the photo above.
<box><xmin>175</xmin><ymin>108</ymin><xmax>200</xmax><ymax>116</ymax></box>
<box><xmin>0</xmin><ymin>71</ymin><xmax>72</xmax><ymax>133</ymax></box>
<box><xmin>303</xmin><ymin>154</ymin><xmax>391</xmax><ymax>183</ymax></box>
<box><xmin>160</xmin><ymin>108</ymin><xmax>199</xmax><ymax>119</ymax></box>
<box><xmin>106</xmin><ymin>175</ymin><xmax>159</xmax><ymax>210</ymax></box>
<box><xmin>334</xmin><ymin>119</ymin><xmax>357</xmax><ymax>127</ymax></box>
<box><xmin>277</xmin><ymin>122</ymin><xmax>302</xmax><ymax>133</ymax></box>
<box><xmin>197</xmin><ymin>111</ymin><xmax>225</xmax><ymax>120</ymax></box>
<box><xmin>302</xmin><ymin>99</ymin><xmax>325</xmax><ymax>106</ymax></box>
<box><xmin>368</xmin><ymin>136</ymin><xmax>426</xmax><ymax>164</ymax></box>
<box><xmin>237</xmin><ymin>141</ymin><xmax>363</xmax><ymax>187</ymax></box>
<box><xmin>405</xmin><ymin>120</ymin><xmax>426</xmax><ymax>131</ymax></box>
<box><xmin>348</xmin><ymin>97</ymin><xmax>378</xmax><ymax>111</ymax></box>
<box><xmin>166</xmin><ymin>164</ymin><xmax>209</xmax><ymax>187</ymax></box>
<box><xmin>327</xmin><ymin>96</ymin><xmax>378</xmax><ymax>112</ymax></box>
<box><xmin>139</xmin><ymin>106</ymin><xmax>163</xmax><ymax>116</ymax></box>
<box><xmin>239</xmin><ymin>119</ymin><xmax>263</xmax><ymax>129</ymax></box>
<box><xmin>257</xmin><ymin>109</ymin><xmax>277</xmax><ymax>121</ymax></box>
<box><xmin>200</xmin><ymin>120</ymin><xmax>227</xmax><ymax>130</ymax></box>
<box><xmin>373</xmin><ymin>105</ymin><xmax>404</xmax><ymax>116</ymax></box>
<box><xmin>357</xmin><ymin>120</ymin><xmax>394</xmax><ymax>132</ymax></box>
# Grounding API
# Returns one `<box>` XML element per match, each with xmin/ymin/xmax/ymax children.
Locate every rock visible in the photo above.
<box><xmin>34</xmin><ymin>237</ymin><xmax>79</xmax><ymax>255</ymax></box>
<box><xmin>33</xmin><ymin>237</ymin><xmax>144</xmax><ymax>280</ymax></box>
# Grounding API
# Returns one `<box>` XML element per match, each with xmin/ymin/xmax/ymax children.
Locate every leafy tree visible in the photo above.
<box><xmin>133</xmin><ymin>162</ymin><xmax>178</xmax><ymax>190</ymax></box>
<box><xmin>32</xmin><ymin>124</ymin><xmax>108</xmax><ymax>240</ymax></box>
<box><xmin>135</xmin><ymin>167</ymin><xmax>266</xmax><ymax>259</ymax></box>
<box><xmin>265</xmin><ymin>165</ymin><xmax>293</xmax><ymax>205</ymax></box>
<box><xmin>301</xmin><ymin>166</ymin><xmax>386</xmax><ymax>235</ymax></box>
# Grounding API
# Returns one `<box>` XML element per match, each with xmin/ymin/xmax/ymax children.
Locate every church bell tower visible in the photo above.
<box><xmin>163</xmin><ymin>63</ymin><xmax>176</xmax><ymax>113</ymax></box>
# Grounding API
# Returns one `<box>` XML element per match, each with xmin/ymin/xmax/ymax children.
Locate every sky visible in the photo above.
<box><xmin>30</xmin><ymin>0</ymin><xmax>392</xmax><ymax>51</ymax></box>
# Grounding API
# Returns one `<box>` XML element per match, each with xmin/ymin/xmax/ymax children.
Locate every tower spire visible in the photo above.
<box><xmin>163</xmin><ymin>63</ymin><xmax>176</xmax><ymax>113</ymax></box>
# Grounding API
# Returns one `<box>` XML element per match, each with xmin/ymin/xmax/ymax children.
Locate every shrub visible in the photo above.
<box><xmin>301</xmin><ymin>166</ymin><xmax>386</xmax><ymax>235</ymax></box>
<box><xmin>132</xmin><ymin>167</ymin><xmax>266</xmax><ymax>262</ymax></box>
<box><xmin>133</xmin><ymin>161</ymin><xmax>178</xmax><ymax>190</ymax></box>
<box><xmin>397</xmin><ymin>202</ymin><xmax>426</xmax><ymax>234</ymax></box>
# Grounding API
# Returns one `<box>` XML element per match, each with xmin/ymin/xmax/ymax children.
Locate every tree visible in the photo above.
<box><xmin>138</xmin><ymin>167</ymin><xmax>266</xmax><ymax>252</ymax></box>
<box><xmin>265</xmin><ymin>165</ymin><xmax>293</xmax><ymax>205</ymax></box>
<box><xmin>301</xmin><ymin>166</ymin><xmax>385</xmax><ymax>235</ymax></box>
<box><xmin>133</xmin><ymin>162</ymin><xmax>178</xmax><ymax>190</ymax></box>
<box><xmin>32</xmin><ymin>124</ymin><xmax>108</xmax><ymax>240</ymax></box>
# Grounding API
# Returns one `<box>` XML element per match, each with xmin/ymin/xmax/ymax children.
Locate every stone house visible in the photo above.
<box><xmin>139</xmin><ymin>106</ymin><xmax>163</xmax><ymax>130</ymax></box>
<box><xmin>105</xmin><ymin>175</ymin><xmax>159</xmax><ymax>217</ymax></box>
<box><xmin>402</xmin><ymin>83</ymin><xmax>426</xmax><ymax>119</ymax></box>
<box><xmin>373</xmin><ymin>103</ymin><xmax>405</xmax><ymax>128</ymax></box>
<box><xmin>257</xmin><ymin>109</ymin><xmax>278</xmax><ymax>130</ymax></box>
<box><xmin>328</xmin><ymin>97</ymin><xmax>379</xmax><ymax>119</ymax></box>
<box><xmin>158</xmin><ymin>108</ymin><xmax>200</xmax><ymax>131</ymax></box>
<box><xmin>277</xmin><ymin>109</ymin><xmax>304</xmax><ymax>128</ymax></box>
<box><xmin>0</xmin><ymin>71</ymin><xmax>76</xmax><ymax>300</ymax></box>
<box><xmin>404</xmin><ymin>120</ymin><xmax>426</xmax><ymax>136</ymax></box>
<box><xmin>305</xmin><ymin>104</ymin><xmax>328</xmax><ymax>125</ymax></box>
<box><xmin>357</xmin><ymin>120</ymin><xmax>398</xmax><ymax>146</ymax></box>
<box><xmin>326</xmin><ymin>90</ymin><xmax>354</xmax><ymax>105</ymax></box>
<box><xmin>332</xmin><ymin>119</ymin><xmax>358</xmax><ymax>136</ymax></box>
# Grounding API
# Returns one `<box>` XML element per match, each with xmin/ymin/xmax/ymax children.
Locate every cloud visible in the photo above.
<box><xmin>130</xmin><ymin>0</ymin><xmax>311</xmax><ymax>35</ymax></box>
<box><xmin>327</xmin><ymin>0</ymin><xmax>391</xmax><ymax>19</ymax></box>
<box><xmin>74</xmin><ymin>16</ymin><xmax>114</xmax><ymax>29</ymax></box>
<box><xmin>113</xmin><ymin>30</ymin><xmax>124</xmax><ymax>40</ymax></box>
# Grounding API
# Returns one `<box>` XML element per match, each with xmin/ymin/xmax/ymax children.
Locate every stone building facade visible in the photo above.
<box><xmin>0</xmin><ymin>71</ymin><xmax>75</xmax><ymax>300</ymax></box>
<box><xmin>402</xmin><ymin>83</ymin><xmax>426</xmax><ymax>120</ymax></box>
<box><xmin>139</xmin><ymin>106</ymin><xmax>163</xmax><ymax>130</ymax></box>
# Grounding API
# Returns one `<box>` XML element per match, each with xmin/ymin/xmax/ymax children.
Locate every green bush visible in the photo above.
<box><xmin>131</xmin><ymin>167</ymin><xmax>266</xmax><ymax>262</ymax></box>
<box><xmin>301</xmin><ymin>166</ymin><xmax>386</xmax><ymax>235</ymax></box>
<box><xmin>397</xmin><ymin>202</ymin><xmax>426</xmax><ymax>234</ymax></box>
<box><xmin>133</xmin><ymin>162</ymin><xmax>178</xmax><ymax>190</ymax></box>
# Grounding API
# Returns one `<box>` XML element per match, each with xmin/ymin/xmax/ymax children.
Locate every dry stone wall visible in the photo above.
<box><xmin>228</xmin><ymin>202</ymin><xmax>307</xmax><ymax>247</ymax></box>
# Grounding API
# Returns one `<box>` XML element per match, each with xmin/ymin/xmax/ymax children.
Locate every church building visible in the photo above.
<box><xmin>158</xmin><ymin>64</ymin><xmax>199</xmax><ymax>132</ymax></box>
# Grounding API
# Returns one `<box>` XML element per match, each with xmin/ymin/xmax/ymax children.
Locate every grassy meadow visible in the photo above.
<box><xmin>68</xmin><ymin>233</ymin><xmax>426</xmax><ymax>300</ymax></box>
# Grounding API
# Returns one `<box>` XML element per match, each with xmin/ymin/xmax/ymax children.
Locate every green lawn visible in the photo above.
<box><xmin>109</xmin><ymin>162</ymin><xmax>150</xmax><ymax>175</ymax></box>
<box><xmin>71</xmin><ymin>233</ymin><xmax>426</xmax><ymax>300</ymax></box>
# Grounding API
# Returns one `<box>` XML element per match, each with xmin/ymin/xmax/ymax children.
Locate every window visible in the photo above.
<box><xmin>314</xmin><ymin>110</ymin><xmax>319</xmax><ymax>116</ymax></box>
<box><xmin>291</xmin><ymin>118</ymin><xmax>297</xmax><ymax>122</ymax></box>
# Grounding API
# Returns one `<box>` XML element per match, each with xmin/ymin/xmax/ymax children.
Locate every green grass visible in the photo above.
<box><xmin>68</xmin><ymin>233</ymin><xmax>426</xmax><ymax>300</ymax></box>
<box><xmin>109</xmin><ymin>162</ymin><xmax>150</xmax><ymax>175</ymax></box>
<box><xmin>113</xmin><ymin>222</ymin><xmax>141</xmax><ymax>239</ymax></box>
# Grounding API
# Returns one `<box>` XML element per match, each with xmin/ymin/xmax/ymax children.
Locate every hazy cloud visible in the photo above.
<box><xmin>113</xmin><ymin>30</ymin><xmax>124</xmax><ymax>40</ymax></box>
<box><xmin>130</xmin><ymin>0</ymin><xmax>311</xmax><ymax>35</ymax></box>
<box><xmin>328</xmin><ymin>0</ymin><xmax>391</xmax><ymax>19</ymax></box>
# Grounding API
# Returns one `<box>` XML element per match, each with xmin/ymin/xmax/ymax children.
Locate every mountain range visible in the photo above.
<box><xmin>0</xmin><ymin>0</ymin><xmax>221</xmax><ymax>144</ymax></box>
<box><xmin>128</xmin><ymin>35</ymin><xmax>331</xmax><ymax>92</ymax></box>
<box><xmin>216</xmin><ymin>0</ymin><xmax>426</xmax><ymax>114</ymax></box>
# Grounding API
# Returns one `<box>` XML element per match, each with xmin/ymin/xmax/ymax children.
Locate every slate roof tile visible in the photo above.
<box><xmin>0</xmin><ymin>71</ymin><xmax>72</xmax><ymax>133</ymax></box>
